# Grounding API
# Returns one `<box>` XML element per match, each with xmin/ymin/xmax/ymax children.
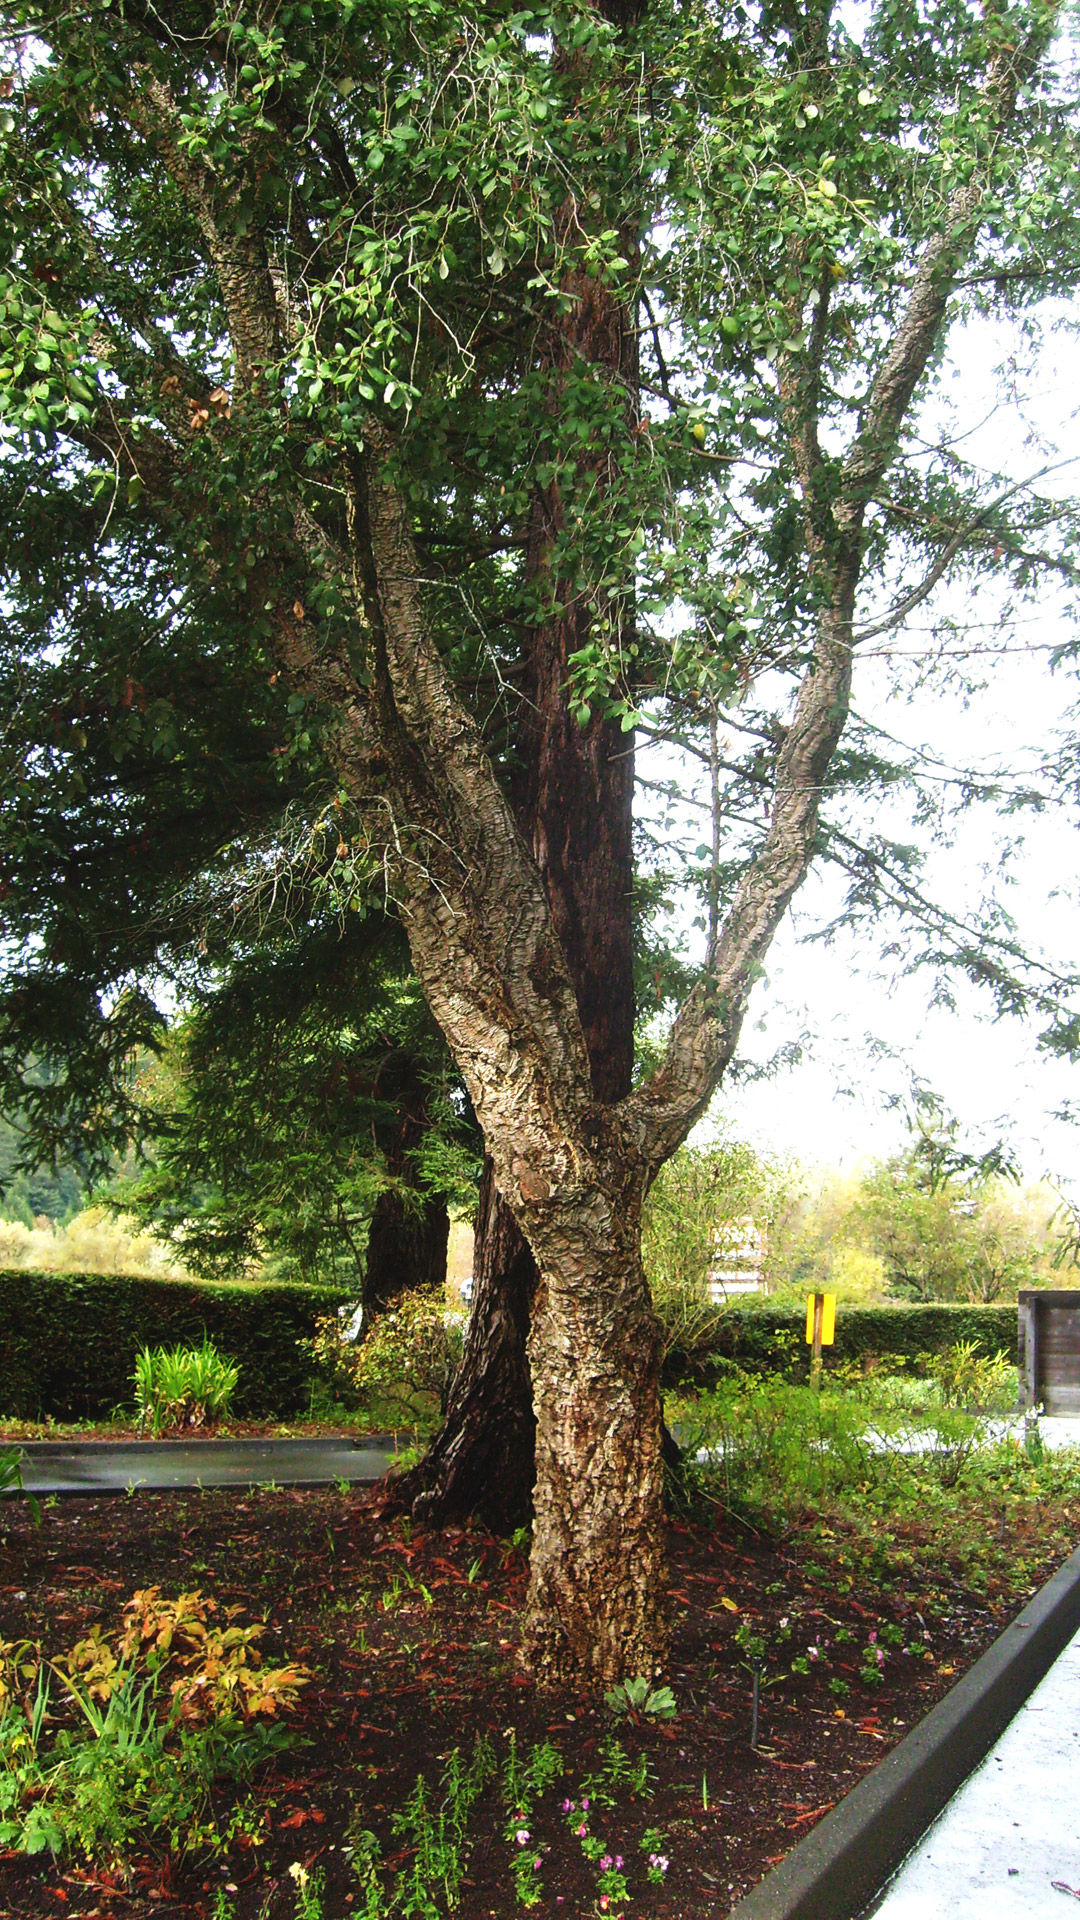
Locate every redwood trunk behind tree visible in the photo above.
<box><xmin>406</xmin><ymin>1155</ymin><xmax>537</xmax><ymax>1530</ymax></box>
<box><xmin>390</xmin><ymin>293</ymin><xmax>638</xmax><ymax>1527</ymax></box>
<box><xmin>363</xmin><ymin>1186</ymin><xmax>449</xmax><ymax>1313</ymax></box>
<box><xmin>363</xmin><ymin>1052</ymin><xmax>452</xmax><ymax>1312</ymax></box>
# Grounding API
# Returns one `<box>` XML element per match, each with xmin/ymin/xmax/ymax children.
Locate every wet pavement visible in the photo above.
<box><xmin>869</xmin><ymin>1617</ymin><xmax>1080</xmax><ymax>1916</ymax></box>
<box><xmin>12</xmin><ymin>1434</ymin><xmax>398</xmax><ymax>1494</ymax></box>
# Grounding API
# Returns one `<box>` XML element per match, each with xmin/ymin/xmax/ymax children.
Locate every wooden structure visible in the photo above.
<box><xmin>1018</xmin><ymin>1290</ymin><xmax>1080</xmax><ymax>1414</ymax></box>
<box><xmin>707</xmin><ymin>1216</ymin><xmax>764</xmax><ymax>1301</ymax></box>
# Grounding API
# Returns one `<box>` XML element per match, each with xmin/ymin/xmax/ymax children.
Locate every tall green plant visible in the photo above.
<box><xmin>0</xmin><ymin>1446</ymin><xmax>39</xmax><ymax>1525</ymax></box>
<box><xmin>132</xmin><ymin>1341</ymin><xmax>240</xmax><ymax>1435</ymax></box>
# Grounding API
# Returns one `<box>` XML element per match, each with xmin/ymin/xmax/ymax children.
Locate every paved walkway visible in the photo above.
<box><xmin>13</xmin><ymin>1434</ymin><xmax>398</xmax><ymax>1493</ymax></box>
<box><xmin>870</xmin><ymin>1617</ymin><xmax>1080</xmax><ymax>1916</ymax></box>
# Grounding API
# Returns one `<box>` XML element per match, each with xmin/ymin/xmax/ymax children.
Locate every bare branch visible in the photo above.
<box><xmin>854</xmin><ymin>459</ymin><xmax>1080</xmax><ymax>642</ymax></box>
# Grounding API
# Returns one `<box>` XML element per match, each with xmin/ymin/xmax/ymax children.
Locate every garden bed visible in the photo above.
<box><xmin>2</xmin><ymin>1461</ymin><xmax>1078</xmax><ymax>1920</ymax></box>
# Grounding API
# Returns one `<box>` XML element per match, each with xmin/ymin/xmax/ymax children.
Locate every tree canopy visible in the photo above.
<box><xmin>2</xmin><ymin>0</ymin><xmax>1080</xmax><ymax>1682</ymax></box>
<box><xmin>106</xmin><ymin>915</ymin><xmax>480</xmax><ymax>1290</ymax></box>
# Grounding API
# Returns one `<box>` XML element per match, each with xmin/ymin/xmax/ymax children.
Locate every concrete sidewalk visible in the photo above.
<box><xmin>12</xmin><ymin>1434</ymin><xmax>398</xmax><ymax>1493</ymax></box>
<box><xmin>869</xmin><ymin>1617</ymin><xmax>1080</xmax><ymax>1916</ymax></box>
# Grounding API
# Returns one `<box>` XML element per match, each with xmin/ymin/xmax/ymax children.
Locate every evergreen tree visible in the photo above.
<box><xmin>2</xmin><ymin>0</ymin><xmax>1079</xmax><ymax>1683</ymax></box>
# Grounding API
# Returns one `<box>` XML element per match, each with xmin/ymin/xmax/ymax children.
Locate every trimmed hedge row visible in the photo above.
<box><xmin>0</xmin><ymin>1273</ymin><xmax>1022</xmax><ymax>1420</ymax></box>
<box><xmin>667</xmin><ymin>1300</ymin><xmax>1018</xmax><ymax>1382</ymax></box>
<box><xmin>0</xmin><ymin>1270</ymin><xmax>355</xmax><ymax>1420</ymax></box>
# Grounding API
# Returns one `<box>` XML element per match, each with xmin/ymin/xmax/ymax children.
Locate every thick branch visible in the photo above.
<box><xmin>623</xmin><ymin>614</ymin><xmax>852</xmax><ymax>1169</ymax></box>
<box><xmin>838</xmin><ymin>37</ymin><xmax>1039</xmax><ymax>534</ymax></box>
<box><xmin>134</xmin><ymin>72</ymin><xmax>281</xmax><ymax>381</ymax></box>
<box><xmin>337</xmin><ymin>454</ymin><xmax>597</xmax><ymax>1166</ymax></box>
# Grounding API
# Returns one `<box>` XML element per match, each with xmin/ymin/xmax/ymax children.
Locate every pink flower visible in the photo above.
<box><xmin>581</xmin><ymin>1798</ymin><xmax>590</xmax><ymax>1811</ymax></box>
<box><xmin>614</xmin><ymin>1855</ymin><xmax>624</xmax><ymax>1869</ymax></box>
<box><xmin>599</xmin><ymin>1901</ymin><xmax>609</xmax><ymax>1912</ymax></box>
<box><xmin>576</xmin><ymin>1823</ymin><xmax>587</xmax><ymax>1838</ymax></box>
<box><xmin>515</xmin><ymin>1829</ymin><xmax>530</xmax><ymax>1845</ymax></box>
<box><xmin>601</xmin><ymin>1856</ymin><xmax>613</xmax><ymax>1871</ymax></box>
<box><xmin>533</xmin><ymin>1858</ymin><xmax>542</xmax><ymax>1872</ymax></box>
<box><xmin>868</xmin><ymin>1631</ymin><xmax>877</xmax><ymax>1644</ymax></box>
<box><xmin>561</xmin><ymin>1799</ymin><xmax>575</xmax><ymax>1813</ymax></box>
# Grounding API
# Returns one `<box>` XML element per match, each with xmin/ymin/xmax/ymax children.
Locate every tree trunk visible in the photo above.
<box><xmin>362</xmin><ymin>1048</ymin><xmax>451</xmax><ymax>1312</ymax></box>
<box><xmin>389</xmin><ymin>588</ymin><xmax>636</xmax><ymax>1526</ymax></box>
<box><xmin>525</xmin><ymin>1245</ymin><xmax>666</xmax><ymax>1684</ymax></box>
<box><xmin>514</xmin><ymin>1130</ymin><xmax>667</xmax><ymax>1685</ymax></box>
<box><xmin>364</xmin><ymin>1187</ymin><xmax>449</xmax><ymax>1314</ymax></box>
<box><xmin>397</xmin><ymin>1156</ymin><xmax>537</xmax><ymax>1531</ymax></box>
<box><xmin>390</xmin><ymin>54</ymin><xmax>640</xmax><ymax>1525</ymax></box>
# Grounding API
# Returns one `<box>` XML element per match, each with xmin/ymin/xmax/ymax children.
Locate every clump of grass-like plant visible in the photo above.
<box><xmin>132</xmin><ymin>1339</ymin><xmax>239</xmax><ymax>1434</ymax></box>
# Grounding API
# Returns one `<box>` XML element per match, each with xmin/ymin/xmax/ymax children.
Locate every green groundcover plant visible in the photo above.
<box><xmin>666</xmin><ymin>1341</ymin><xmax>1049</xmax><ymax>1543</ymax></box>
<box><xmin>0</xmin><ymin>1587</ymin><xmax>309</xmax><ymax>1862</ymax></box>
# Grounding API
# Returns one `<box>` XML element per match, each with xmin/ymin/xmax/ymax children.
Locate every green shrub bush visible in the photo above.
<box><xmin>0</xmin><ymin>1270</ymin><xmax>354</xmax><ymax>1420</ymax></box>
<box><xmin>306</xmin><ymin>1289</ymin><xmax>463</xmax><ymax>1430</ymax></box>
<box><xmin>664</xmin><ymin>1299</ymin><xmax>1018</xmax><ymax>1383</ymax></box>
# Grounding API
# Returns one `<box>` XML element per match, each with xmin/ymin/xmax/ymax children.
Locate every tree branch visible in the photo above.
<box><xmin>854</xmin><ymin>459</ymin><xmax>1080</xmax><ymax>642</ymax></box>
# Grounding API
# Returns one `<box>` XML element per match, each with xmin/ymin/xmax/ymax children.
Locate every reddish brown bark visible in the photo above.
<box><xmin>391</xmin><ymin>272</ymin><xmax>638</xmax><ymax>1526</ymax></box>
<box><xmin>401</xmin><ymin>1157</ymin><xmax>537</xmax><ymax>1532</ymax></box>
<box><xmin>364</xmin><ymin>1187</ymin><xmax>449</xmax><ymax>1315</ymax></box>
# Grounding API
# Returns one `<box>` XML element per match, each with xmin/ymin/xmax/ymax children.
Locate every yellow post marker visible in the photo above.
<box><xmin>806</xmin><ymin>1292</ymin><xmax>836</xmax><ymax>1388</ymax></box>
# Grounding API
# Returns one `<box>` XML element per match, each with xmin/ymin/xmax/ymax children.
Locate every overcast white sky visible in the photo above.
<box><xmin>653</xmin><ymin>309</ymin><xmax>1080</xmax><ymax>1183</ymax></box>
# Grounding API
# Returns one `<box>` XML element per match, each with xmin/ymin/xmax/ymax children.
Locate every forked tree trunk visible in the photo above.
<box><xmin>388</xmin><ymin>623</ymin><xmax>636</xmax><ymax>1525</ymax></box>
<box><xmin>95</xmin><ymin>0</ymin><xmax>1033</xmax><ymax>1692</ymax></box>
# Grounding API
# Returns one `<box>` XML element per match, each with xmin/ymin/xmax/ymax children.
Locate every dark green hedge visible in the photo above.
<box><xmin>667</xmin><ymin>1300</ymin><xmax>1018</xmax><ymax>1383</ymax></box>
<box><xmin>0</xmin><ymin>1270</ymin><xmax>355</xmax><ymax>1420</ymax></box>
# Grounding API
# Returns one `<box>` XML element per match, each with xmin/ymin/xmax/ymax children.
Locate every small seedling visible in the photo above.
<box><xmin>603</xmin><ymin>1676</ymin><xmax>677</xmax><ymax>1721</ymax></box>
<box><xmin>288</xmin><ymin>1862</ymin><xmax>325</xmax><ymax>1920</ymax></box>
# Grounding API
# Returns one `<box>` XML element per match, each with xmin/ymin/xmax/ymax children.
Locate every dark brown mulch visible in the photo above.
<box><xmin>0</xmin><ymin>1484</ymin><xmax>1065</xmax><ymax>1919</ymax></box>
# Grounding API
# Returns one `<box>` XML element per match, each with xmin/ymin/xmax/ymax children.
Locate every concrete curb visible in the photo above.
<box><xmin>9</xmin><ymin>1433</ymin><xmax>399</xmax><ymax>1493</ymax></box>
<box><xmin>725</xmin><ymin>1540</ymin><xmax>1080</xmax><ymax>1920</ymax></box>
<box><xmin>10</xmin><ymin>1434</ymin><xmax>390</xmax><ymax>1456</ymax></box>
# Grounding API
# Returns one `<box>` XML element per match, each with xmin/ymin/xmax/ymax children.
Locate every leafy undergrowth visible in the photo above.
<box><xmin>2</xmin><ymin>1428</ymin><xmax>1079</xmax><ymax>1920</ymax></box>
